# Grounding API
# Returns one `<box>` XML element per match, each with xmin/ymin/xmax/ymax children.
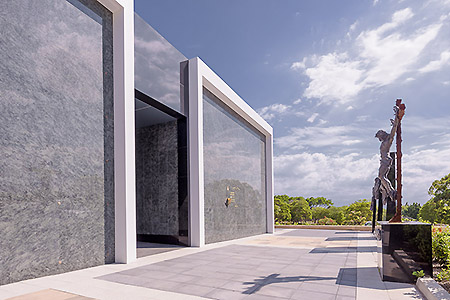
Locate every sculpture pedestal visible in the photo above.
<box><xmin>376</xmin><ymin>222</ymin><xmax>432</xmax><ymax>283</ymax></box>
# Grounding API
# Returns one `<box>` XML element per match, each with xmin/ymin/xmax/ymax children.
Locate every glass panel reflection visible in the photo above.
<box><xmin>203</xmin><ymin>88</ymin><xmax>266</xmax><ymax>244</ymax></box>
<box><xmin>134</xmin><ymin>14</ymin><xmax>187</xmax><ymax>113</ymax></box>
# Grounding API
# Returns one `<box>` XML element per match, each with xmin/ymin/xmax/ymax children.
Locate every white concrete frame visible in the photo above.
<box><xmin>97</xmin><ymin>0</ymin><xmax>136</xmax><ymax>263</ymax></box>
<box><xmin>188</xmin><ymin>57</ymin><xmax>274</xmax><ymax>247</ymax></box>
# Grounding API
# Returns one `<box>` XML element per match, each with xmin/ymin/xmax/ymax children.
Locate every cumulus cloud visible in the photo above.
<box><xmin>419</xmin><ymin>51</ymin><xmax>450</xmax><ymax>73</ymax></box>
<box><xmin>275</xmin><ymin>125</ymin><xmax>363</xmax><ymax>150</ymax></box>
<box><xmin>272</xmin><ymin>116</ymin><xmax>450</xmax><ymax>205</ymax></box>
<box><xmin>274</xmin><ymin>152</ymin><xmax>378</xmax><ymax>202</ymax></box>
<box><xmin>403</xmin><ymin>147</ymin><xmax>450</xmax><ymax>203</ymax></box>
<box><xmin>292</xmin><ymin>7</ymin><xmax>446</xmax><ymax>105</ymax></box>
<box><xmin>274</xmin><ymin>3</ymin><xmax>450</xmax><ymax>206</ymax></box>
<box><xmin>358</xmin><ymin>20</ymin><xmax>442</xmax><ymax>88</ymax></box>
<box><xmin>257</xmin><ymin>103</ymin><xmax>291</xmax><ymax>120</ymax></box>
<box><xmin>291</xmin><ymin>57</ymin><xmax>307</xmax><ymax>70</ymax></box>
<box><xmin>406</xmin><ymin>116</ymin><xmax>450</xmax><ymax>135</ymax></box>
<box><xmin>303</xmin><ymin>53</ymin><xmax>364</xmax><ymax>103</ymax></box>
<box><xmin>274</xmin><ymin>145</ymin><xmax>450</xmax><ymax>205</ymax></box>
<box><xmin>307</xmin><ymin>113</ymin><xmax>319</xmax><ymax>123</ymax></box>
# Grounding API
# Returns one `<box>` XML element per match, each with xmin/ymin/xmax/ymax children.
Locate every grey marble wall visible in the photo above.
<box><xmin>134</xmin><ymin>14</ymin><xmax>187</xmax><ymax>113</ymax></box>
<box><xmin>136</xmin><ymin>121</ymin><xmax>179</xmax><ymax>236</ymax></box>
<box><xmin>0</xmin><ymin>0</ymin><xmax>114</xmax><ymax>285</ymax></box>
<box><xmin>203</xmin><ymin>89</ymin><xmax>267</xmax><ymax>244</ymax></box>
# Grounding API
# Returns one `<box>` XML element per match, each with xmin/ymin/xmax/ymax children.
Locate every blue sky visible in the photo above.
<box><xmin>135</xmin><ymin>0</ymin><xmax>450</xmax><ymax>206</ymax></box>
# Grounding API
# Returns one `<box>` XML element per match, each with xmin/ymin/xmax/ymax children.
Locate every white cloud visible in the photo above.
<box><xmin>274</xmin><ymin>152</ymin><xmax>378</xmax><ymax>203</ymax></box>
<box><xmin>356</xmin><ymin>115</ymin><xmax>369</xmax><ymax>122</ymax></box>
<box><xmin>257</xmin><ymin>103</ymin><xmax>291</xmax><ymax>120</ymax></box>
<box><xmin>403</xmin><ymin>147</ymin><xmax>450</xmax><ymax>203</ymax></box>
<box><xmin>406</xmin><ymin>116</ymin><xmax>450</xmax><ymax>135</ymax></box>
<box><xmin>391</xmin><ymin>7</ymin><xmax>414</xmax><ymax>24</ymax></box>
<box><xmin>350</xmin><ymin>21</ymin><xmax>358</xmax><ymax>32</ymax></box>
<box><xmin>419</xmin><ymin>51</ymin><xmax>450</xmax><ymax>73</ymax></box>
<box><xmin>290</xmin><ymin>57</ymin><xmax>307</xmax><ymax>70</ymax></box>
<box><xmin>317</xmin><ymin>119</ymin><xmax>328</xmax><ymax>126</ymax></box>
<box><xmin>294</xmin><ymin>111</ymin><xmax>306</xmax><ymax>117</ymax></box>
<box><xmin>293</xmin><ymin>7</ymin><xmax>445</xmax><ymax>105</ymax></box>
<box><xmin>347</xmin><ymin>21</ymin><xmax>359</xmax><ymax>38</ymax></box>
<box><xmin>303</xmin><ymin>52</ymin><xmax>364</xmax><ymax>103</ymax></box>
<box><xmin>430</xmin><ymin>133</ymin><xmax>450</xmax><ymax>146</ymax></box>
<box><xmin>293</xmin><ymin>98</ymin><xmax>302</xmax><ymax>104</ymax></box>
<box><xmin>373</xmin><ymin>0</ymin><xmax>379</xmax><ymax>6</ymax></box>
<box><xmin>274</xmin><ymin>146</ymin><xmax>450</xmax><ymax>205</ymax></box>
<box><xmin>275</xmin><ymin>125</ymin><xmax>363</xmax><ymax>150</ymax></box>
<box><xmin>358</xmin><ymin>21</ymin><xmax>442</xmax><ymax>87</ymax></box>
<box><xmin>307</xmin><ymin>113</ymin><xmax>319</xmax><ymax>123</ymax></box>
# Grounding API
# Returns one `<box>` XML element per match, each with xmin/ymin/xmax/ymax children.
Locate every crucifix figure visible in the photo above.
<box><xmin>372</xmin><ymin>99</ymin><xmax>405</xmax><ymax>222</ymax></box>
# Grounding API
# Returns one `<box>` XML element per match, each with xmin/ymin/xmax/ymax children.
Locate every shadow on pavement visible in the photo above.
<box><xmin>243</xmin><ymin>267</ymin><xmax>418</xmax><ymax>295</ymax></box>
<box><xmin>338</xmin><ymin>267</ymin><xmax>421</xmax><ymax>294</ymax></box>
<box><xmin>242</xmin><ymin>273</ymin><xmax>337</xmax><ymax>294</ymax></box>
<box><xmin>309</xmin><ymin>246</ymin><xmax>377</xmax><ymax>253</ymax></box>
<box><xmin>325</xmin><ymin>236</ymin><xmax>375</xmax><ymax>241</ymax></box>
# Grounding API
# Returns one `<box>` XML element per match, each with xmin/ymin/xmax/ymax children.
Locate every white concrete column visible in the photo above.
<box><xmin>266</xmin><ymin>134</ymin><xmax>274</xmax><ymax>233</ymax></box>
<box><xmin>188</xmin><ymin>58</ymin><xmax>205</xmax><ymax>247</ymax></box>
<box><xmin>99</xmin><ymin>0</ymin><xmax>136</xmax><ymax>263</ymax></box>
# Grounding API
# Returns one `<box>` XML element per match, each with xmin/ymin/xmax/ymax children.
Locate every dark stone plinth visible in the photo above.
<box><xmin>386</xmin><ymin>200</ymin><xmax>396</xmax><ymax>221</ymax></box>
<box><xmin>376</xmin><ymin>222</ymin><xmax>432</xmax><ymax>283</ymax></box>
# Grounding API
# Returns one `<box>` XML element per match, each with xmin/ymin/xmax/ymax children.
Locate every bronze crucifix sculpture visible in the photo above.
<box><xmin>372</xmin><ymin>99</ymin><xmax>405</xmax><ymax>223</ymax></box>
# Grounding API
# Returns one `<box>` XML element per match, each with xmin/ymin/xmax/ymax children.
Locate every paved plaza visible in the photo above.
<box><xmin>0</xmin><ymin>229</ymin><xmax>424</xmax><ymax>300</ymax></box>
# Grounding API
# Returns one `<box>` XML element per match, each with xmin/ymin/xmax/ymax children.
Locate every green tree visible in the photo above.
<box><xmin>429</xmin><ymin>173</ymin><xmax>450</xmax><ymax>202</ymax></box>
<box><xmin>274</xmin><ymin>195</ymin><xmax>291</xmax><ymax>223</ymax></box>
<box><xmin>327</xmin><ymin>206</ymin><xmax>345</xmax><ymax>225</ymax></box>
<box><xmin>306</xmin><ymin>197</ymin><xmax>333</xmax><ymax>208</ymax></box>
<box><xmin>403</xmin><ymin>202</ymin><xmax>421</xmax><ymax>220</ymax></box>
<box><xmin>311</xmin><ymin>207</ymin><xmax>328</xmax><ymax>223</ymax></box>
<box><xmin>421</xmin><ymin>173</ymin><xmax>450</xmax><ymax>224</ymax></box>
<box><xmin>419</xmin><ymin>200</ymin><xmax>437</xmax><ymax>223</ymax></box>
<box><xmin>290</xmin><ymin>198</ymin><xmax>312</xmax><ymax>222</ymax></box>
<box><xmin>343</xmin><ymin>199</ymin><xmax>371</xmax><ymax>225</ymax></box>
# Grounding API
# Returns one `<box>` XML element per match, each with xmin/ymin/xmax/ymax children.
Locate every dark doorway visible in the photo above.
<box><xmin>135</xmin><ymin>90</ymin><xmax>188</xmax><ymax>257</ymax></box>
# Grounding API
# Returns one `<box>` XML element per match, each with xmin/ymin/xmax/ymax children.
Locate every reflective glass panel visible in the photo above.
<box><xmin>134</xmin><ymin>14</ymin><xmax>187</xmax><ymax>113</ymax></box>
<box><xmin>203</xmin><ymin>88</ymin><xmax>266</xmax><ymax>244</ymax></box>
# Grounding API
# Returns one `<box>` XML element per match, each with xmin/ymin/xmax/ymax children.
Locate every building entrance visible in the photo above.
<box><xmin>135</xmin><ymin>90</ymin><xmax>188</xmax><ymax>257</ymax></box>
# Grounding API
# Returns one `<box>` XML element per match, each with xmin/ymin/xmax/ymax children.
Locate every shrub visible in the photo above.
<box><xmin>432</xmin><ymin>226</ymin><xmax>450</xmax><ymax>265</ymax></box>
<box><xmin>327</xmin><ymin>206</ymin><xmax>345</xmax><ymax>224</ymax></box>
<box><xmin>318</xmin><ymin>216</ymin><xmax>337</xmax><ymax>225</ymax></box>
<box><xmin>412</xmin><ymin>270</ymin><xmax>425</xmax><ymax>278</ymax></box>
<box><xmin>342</xmin><ymin>210</ymin><xmax>368</xmax><ymax>225</ymax></box>
<box><xmin>436</xmin><ymin>268</ymin><xmax>450</xmax><ymax>282</ymax></box>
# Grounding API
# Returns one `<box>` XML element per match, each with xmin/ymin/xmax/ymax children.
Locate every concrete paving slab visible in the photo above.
<box><xmin>0</xmin><ymin>229</ymin><xmax>427</xmax><ymax>300</ymax></box>
<box><xmin>5</xmin><ymin>289</ymin><xmax>94</xmax><ymax>300</ymax></box>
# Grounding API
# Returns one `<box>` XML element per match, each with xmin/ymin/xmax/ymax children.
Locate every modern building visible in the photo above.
<box><xmin>0</xmin><ymin>0</ymin><xmax>274</xmax><ymax>285</ymax></box>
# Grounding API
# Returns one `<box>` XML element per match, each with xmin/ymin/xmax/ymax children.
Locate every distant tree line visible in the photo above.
<box><xmin>274</xmin><ymin>172</ymin><xmax>450</xmax><ymax>225</ymax></box>
<box><xmin>274</xmin><ymin>195</ymin><xmax>372</xmax><ymax>225</ymax></box>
